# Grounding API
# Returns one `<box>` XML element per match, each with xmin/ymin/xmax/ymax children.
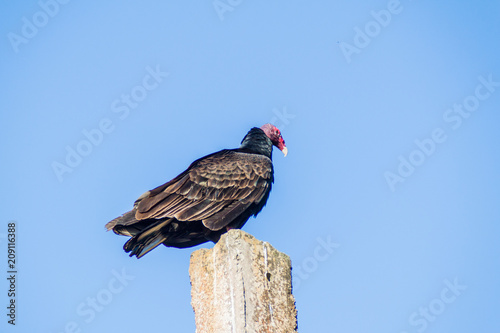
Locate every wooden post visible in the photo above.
<box><xmin>189</xmin><ymin>229</ymin><xmax>298</xmax><ymax>333</ymax></box>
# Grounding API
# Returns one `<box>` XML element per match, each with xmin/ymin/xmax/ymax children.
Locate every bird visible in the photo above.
<box><xmin>105</xmin><ymin>124</ymin><xmax>288</xmax><ymax>258</ymax></box>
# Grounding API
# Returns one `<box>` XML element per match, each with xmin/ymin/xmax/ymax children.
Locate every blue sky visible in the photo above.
<box><xmin>1</xmin><ymin>1</ymin><xmax>500</xmax><ymax>332</ymax></box>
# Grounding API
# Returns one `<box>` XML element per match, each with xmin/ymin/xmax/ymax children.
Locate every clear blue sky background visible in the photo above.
<box><xmin>1</xmin><ymin>1</ymin><xmax>499</xmax><ymax>332</ymax></box>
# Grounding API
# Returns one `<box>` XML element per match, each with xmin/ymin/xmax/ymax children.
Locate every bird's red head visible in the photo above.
<box><xmin>260</xmin><ymin>123</ymin><xmax>288</xmax><ymax>156</ymax></box>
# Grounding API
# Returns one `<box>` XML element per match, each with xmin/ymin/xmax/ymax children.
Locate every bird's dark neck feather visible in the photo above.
<box><xmin>239</xmin><ymin>127</ymin><xmax>273</xmax><ymax>159</ymax></box>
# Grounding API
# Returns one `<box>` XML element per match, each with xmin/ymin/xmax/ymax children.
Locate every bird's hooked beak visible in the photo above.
<box><xmin>277</xmin><ymin>137</ymin><xmax>288</xmax><ymax>157</ymax></box>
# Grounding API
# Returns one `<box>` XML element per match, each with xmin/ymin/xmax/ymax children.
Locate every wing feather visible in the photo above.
<box><xmin>202</xmin><ymin>201</ymin><xmax>253</xmax><ymax>230</ymax></box>
<box><xmin>133</xmin><ymin>150</ymin><xmax>273</xmax><ymax>230</ymax></box>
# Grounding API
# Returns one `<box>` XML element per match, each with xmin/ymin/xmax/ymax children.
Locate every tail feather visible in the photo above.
<box><xmin>125</xmin><ymin>233</ymin><xmax>168</xmax><ymax>258</ymax></box>
<box><xmin>123</xmin><ymin>219</ymin><xmax>172</xmax><ymax>258</ymax></box>
<box><xmin>108</xmin><ymin>213</ymin><xmax>215</xmax><ymax>258</ymax></box>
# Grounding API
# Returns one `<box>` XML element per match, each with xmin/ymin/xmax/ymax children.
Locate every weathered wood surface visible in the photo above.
<box><xmin>189</xmin><ymin>229</ymin><xmax>298</xmax><ymax>333</ymax></box>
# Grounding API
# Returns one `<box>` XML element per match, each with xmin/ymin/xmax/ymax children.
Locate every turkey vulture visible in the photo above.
<box><xmin>105</xmin><ymin>124</ymin><xmax>287</xmax><ymax>258</ymax></box>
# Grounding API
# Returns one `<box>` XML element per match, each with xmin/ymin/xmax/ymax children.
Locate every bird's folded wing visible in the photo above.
<box><xmin>134</xmin><ymin>150</ymin><xmax>273</xmax><ymax>230</ymax></box>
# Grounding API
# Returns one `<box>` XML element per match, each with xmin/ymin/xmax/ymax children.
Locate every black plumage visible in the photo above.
<box><xmin>105</xmin><ymin>124</ymin><xmax>287</xmax><ymax>258</ymax></box>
